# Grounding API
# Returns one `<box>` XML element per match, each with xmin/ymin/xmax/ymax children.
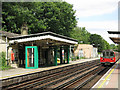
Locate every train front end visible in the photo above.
<box><xmin>100</xmin><ymin>50</ymin><xmax>116</xmax><ymax>65</ymax></box>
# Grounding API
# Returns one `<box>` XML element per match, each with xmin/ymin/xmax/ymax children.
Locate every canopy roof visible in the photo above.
<box><xmin>108</xmin><ymin>31</ymin><xmax>120</xmax><ymax>44</ymax></box>
<box><xmin>9</xmin><ymin>32</ymin><xmax>78</xmax><ymax>45</ymax></box>
<box><xmin>109</xmin><ymin>37</ymin><xmax>120</xmax><ymax>44</ymax></box>
<box><xmin>108</xmin><ymin>31</ymin><xmax>120</xmax><ymax>34</ymax></box>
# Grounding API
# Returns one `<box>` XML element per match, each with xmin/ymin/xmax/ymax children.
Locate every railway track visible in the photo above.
<box><xmin>39</xmin><ymin>65</ymin><xmax>106</xmax><ymax>90</ymax></box>
<box><xmin>2</xmin><ymin>60</ymin><xmax>108</xmax><ymax>90</ymax></box>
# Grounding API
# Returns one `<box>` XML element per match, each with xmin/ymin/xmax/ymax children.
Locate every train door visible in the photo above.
<box><xmin>25</xmin><ymin>46</ymin><xmax>38</xmax><ymax>69</ymax></box>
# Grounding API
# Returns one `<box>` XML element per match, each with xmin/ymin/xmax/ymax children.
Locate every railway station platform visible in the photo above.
<box><xmin>1</xmin><ymin>58</ymin><xmax>99</xmax><ymax>80</ymax></box>
<box><xmin>91</xmin><ymin>59</ymin><xmax>120</xmax><ymax>89</ymax></box>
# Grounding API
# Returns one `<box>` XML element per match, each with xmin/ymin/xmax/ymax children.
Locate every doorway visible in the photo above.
<box><xmin>25</xmin><ymin>46</ymin><xmax>38</xmax><ymax>69</ymax></box>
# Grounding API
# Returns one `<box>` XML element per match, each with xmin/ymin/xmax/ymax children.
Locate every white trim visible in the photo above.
<box><xmin>9</xmin><ymin>35</ymin><xmax>78</xmax><ymax>44</ymax></box>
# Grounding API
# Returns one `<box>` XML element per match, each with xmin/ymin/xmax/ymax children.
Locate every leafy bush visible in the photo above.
<box><xmin>77</xmin><ymin>56</ymin><xmax>79</xmax><ymax>59</ymax></box>
<box><xmin>71</xmin><ymin>56</ymin><xmax>76</xmax><ymax>61</ymax></box>
<box><xmin>0</xmin><ymin>52</ymin><xmax>11</xmax><ymax>70</ymax></box>
<box><xmin>80</xmin><ymin>57</ymin><xmax>86</xmax><ymax>59</ymax></box>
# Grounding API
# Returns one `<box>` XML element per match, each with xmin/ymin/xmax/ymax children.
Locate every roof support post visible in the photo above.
<box><xmin>60</xmin><ymin>47</ymin><xmax>62</xmax><ymax>64</ymax></box>
<box><xmin>54</xmin><ymin>46</ymin><xmax>57</xmax><ymax>66</ymax></box>
<box><xmin>6</xmin><ymin>36</ymin><xmax>8</xmax><ymax>60</ymax></box>
<box><xmin>67</xmin><ymin>46</ymin><xmax>69</xmax><ymax>64</ymax></box>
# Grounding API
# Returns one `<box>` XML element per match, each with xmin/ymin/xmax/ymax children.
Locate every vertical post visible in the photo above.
<box><xmin>31</xmin><ymin>42</ymin><xmax>33</xmax><ymax>67</ymax></box>
<box><xmin>70</xmin><ymin>45</ymin><xmax>71</xmax><ymax>61</ymax></box>
<box><xmin>6</xmin><ymin>36</ymin><xmax>8</xmax><ymax>60</ymax></box>
<box><xmin>67</xmin><ymin>46</ymin><xmax>69</xmax><ymax>64</ymax></box>
<box><xmin>35</xmin><ymin>46</ymin><xmax>38</xmax><ymax>69</ymax></box>
<box><xmin>63</xmin><ymin>47</ymin><xmax>65</xmax><ymax>64</ymax></box>
<box><xmin>54</xmin><ymin>46</ymin><xmax>57</xmax><ymax>66</ymax></box>
<box><xmin>60</xmin><ymin>47</ymin><xmax>62</xmax><ymax>64</ymax></box>
<box><xmin>6</xmin><ymin>36</ymin><xmax>9</xmax><ymax>65</ymax></box>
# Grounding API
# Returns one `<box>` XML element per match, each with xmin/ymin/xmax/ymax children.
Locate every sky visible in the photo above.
<box><xmin>64</xmin><ymin>0</ymin><xmax>119</xmax><ymax>44</ymax></box>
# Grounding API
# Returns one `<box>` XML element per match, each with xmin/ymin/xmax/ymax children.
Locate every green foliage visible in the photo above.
<box><xmin>110</xmin><ymin>44</ymin><xmax>118</xmax><ymax>51</ymax></box>
<box><xmin>71</xmin><ymin>57</ymin><xmax>76</xmax><ymax>61</ymax></box>
<box><xmin>71</xmin><ymin>27</ymin><xmax>110</xmax><ymax>52</ymax></box>
<box><xmin>103</xmin><ymin>39</ymin><xmax>110</xmax><ymax>50</ymax></box>
<box><xmin>76</xmin><ymin>56</ymin><xmax>79</xmax><ymax>59</ymax></box>
<box><xmin>117</xmin><ymin>44</ymin><xmax>120</xmax><ymax>52</ymax></box>
<box><xmin>0</xmin><ymin>52</ymin><xmax>6</xmax><ymax>67</ymax></box>
<box><xmin>71</xmin><ymin>27</ymin><xmax>90</xmax><ymax>44</ymax></box>
<box><xmin>2</xmin><ymin>2</ymin><xmax>77</xmax><ymax>37</ymax></box>
<box><xmin>89</xmin><ymin>34</ymin><xmax>109</xmax><ymax>52</ymax></box>
<box><xmin>0</xmin><ymin>52</ymin><xmax>11</xmax><ymax>70</ymax></box>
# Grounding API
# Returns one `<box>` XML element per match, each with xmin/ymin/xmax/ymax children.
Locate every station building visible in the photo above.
<box><xmin>0</xmin><ymin>28</ymin><xmax>78</xmax><ymax>69</ymax></box>
<box><xmin>74</xmin><ymin>44</ymin><xmax>98</xmax><ymax>59</ymax></box>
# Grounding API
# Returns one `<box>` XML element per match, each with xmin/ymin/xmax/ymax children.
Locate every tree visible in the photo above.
<box><xmin>116</xmin><ymin>44</ymin><xmax>120</xmax><ymax>52</ymax></box>
<box><xmin>2</xmin><ymin>2</ymin><xmax>77</xmax><ymax>36</ymax></box>
<box><xmin>103</xmin><ymin>40</ymin><xmax>110</xmax><ymax>50</ymax></box>
<box><xmin>89</xmin><ymin>34</ymin><xmax>105</xmax><ymax>52</ymax></box>
<box><xmin>70</xmin><ymin>27</ymin><xmax>90</xmax><ymax>44</ymax></box>
<box><xmin>110</xmin><ymin>44</ymin><xmax>117</xmax><ymax>51</ymax></box>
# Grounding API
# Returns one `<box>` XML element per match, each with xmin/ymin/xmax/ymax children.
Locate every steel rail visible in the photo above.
<box><xmin>73</xmin><ymin>67</ymin><xmax>106</xmax><ymax>89</ymax></box>
<box><xmin>37</xmin><ymin>64</ymin><xmax>101</xmax><ymax>89</ymax></box>
<box><xmin>52</xmin><ymin>66</ymin><xmax>102</xmax><ymax>90</ymax></box>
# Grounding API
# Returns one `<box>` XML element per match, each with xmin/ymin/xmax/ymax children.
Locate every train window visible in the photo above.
<box><xmin>106</xmin><ymin>52</ymin><xmax>109</xmax><ymax>57</ymax></box>
<box><xmin>110</xmin><ymin>52</ymin><xmax>114</xmax><ymax>57</ymax></box>
<box><xmin>103</xmin><ymin>52</ymin><xmax>105</xmax><ymax>57</ymax></box>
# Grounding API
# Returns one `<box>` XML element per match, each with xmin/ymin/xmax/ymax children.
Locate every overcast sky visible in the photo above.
<box><xmin>64</xmin><ymin>0</ymin><xmax>119</xmax><ymax>44</ymax></box>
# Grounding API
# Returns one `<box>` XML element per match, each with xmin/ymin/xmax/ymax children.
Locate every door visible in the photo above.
<box><xmin>25</xmin><ymin>46</ymin><xmax>38</xmax><ymax>69</ymax></box>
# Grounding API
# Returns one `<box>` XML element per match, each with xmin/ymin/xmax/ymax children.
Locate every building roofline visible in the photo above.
<box><xmin>0</xmin><ymin>30</ymin><xmax>20</xmax><ymax>38</ymax></box>
<box><xmin>9</xmin><ymin>31</ymin><xmax>78</xmax><ymax>42</ymax></box>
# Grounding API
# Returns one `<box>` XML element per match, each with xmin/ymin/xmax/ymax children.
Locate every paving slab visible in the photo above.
<box><xmin>91</xmin><ymin>59</ymin><xmax>120</xmax><ymax>89</ymax></box>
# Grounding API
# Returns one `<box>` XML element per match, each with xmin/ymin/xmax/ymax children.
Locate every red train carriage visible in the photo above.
<box><xmin>100</xmin><ymin>50</ymin><xmax>119</xmax><ymax>65</ymax></box>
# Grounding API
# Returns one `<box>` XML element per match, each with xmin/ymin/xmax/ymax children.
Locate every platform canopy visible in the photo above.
<box><xmin>108</xmin><ymin>31</ymin><xmax>120</xmax><ymax>44</ymax></box>
<box><xmin>9</xmin><ymin>32</ymin><xmax>78</xmax><ymax>45</ymax></box>
<box><xmin>109</xmin><ymin>37</ymin><xmax>120</xmax><ymax>44</ymax></box>
<box><xmin>108</xmin><ymin>31</ymin><xmax>120</xmax><ymax>34</ymax></box>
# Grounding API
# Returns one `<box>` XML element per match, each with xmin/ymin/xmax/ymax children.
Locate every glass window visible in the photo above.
<box><xmin>110</xmin><ymin>52</ymin><xmax>114</xmax><ymax>57</ymax></box>
<box><xmin>27</xmin><ymin>48</ymin><xmax>34</xmax><ymax>67</ymax></box>
<box><xmin>106</xmin><ymin>52</ymin><xmax>109</xmax><ymax>57</ymax></box>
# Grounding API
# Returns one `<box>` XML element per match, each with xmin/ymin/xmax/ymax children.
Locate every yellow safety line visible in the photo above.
<box><xmin>98</xmin><ymin>61</ymin><xmax>119</xmax><ymax>89</ymax></box>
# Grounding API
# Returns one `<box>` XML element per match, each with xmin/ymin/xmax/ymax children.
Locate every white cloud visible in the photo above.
<box><xmin>64</xmin><ymin>0</ymin><xmax>119</xmax><ymax>44</ymax></box>
<box><xmin>65</xmin><ymin>0</ymin><xmax>119</xmax><ymax>17</ymax></box>
<box><xmin>77</xmin><ymin>20</ymin><xmax>118</xmax><ymax>44</ymax></box>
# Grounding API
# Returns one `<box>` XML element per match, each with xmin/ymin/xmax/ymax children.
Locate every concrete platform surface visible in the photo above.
<box><xmin>91</xmin><ymin>59</ymin><xmax>120</xmax><ymax>89</ymax></box>
<box><xmin>0</xmin><ymin>58</ymin><xmax>99</xmax><ymax>80</ymax></box>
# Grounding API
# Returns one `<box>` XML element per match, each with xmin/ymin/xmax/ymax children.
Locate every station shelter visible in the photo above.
<box><xmin>108</xmin><ymin>31</ymin><xmax>120</xmax><ymax>51</ymax></box>
<box><xmin>9</xmin><ymin>32</ymin><xmax>78</xmax><ymax>69</ymax></box>
<box><xmin>108</xmin><ymin>31</ymin><xmax>120</xmax><ymax>44</ymax></box>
